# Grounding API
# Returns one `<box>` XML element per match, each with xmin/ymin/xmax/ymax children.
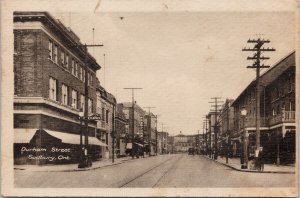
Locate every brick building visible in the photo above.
<box><xmin>144</xmin><ymin>112</ymin><xmax>157</xmax><ymax>155</ymax></box>
<box><xmin>218</xmin><ymin>99</ymin><xmax>235</xmax><ymax>157</ymax></box>
<box><xmin>13</xmin><ymin>12</ymin><xmax>105</xmax><ymax>165</ymax></box>
<box><xmin>115</xmin><ymin>103</ymin><xmax>128</xmax><ymax>156</ymax></box>
<box><xmin>95</xmin><ymin>80</ymin><xmax>116</xmax><ymax>159</ymax></box>
<box><xmin>231</xmin><ymin>51</ymin><xmax>296</xmax><ymax>164</ymax></box>
<box><xmin>121</xmin><ymin>102</ymin><xmax>146</xmax><ymax>155</ymax></box>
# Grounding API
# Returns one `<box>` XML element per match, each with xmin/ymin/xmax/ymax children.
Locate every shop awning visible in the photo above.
<box><xmin>14</xmin><ymin>128</ymin><xmax>37</xmax><ymax>143</ymax></box>
<box><xmin>46</xmin><ymin>130</ymin><xmax>107</xmax><ymax>147</ymax></box>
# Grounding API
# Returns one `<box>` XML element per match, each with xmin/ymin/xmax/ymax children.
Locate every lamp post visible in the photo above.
<box><xmin>241</xmin><ymin>106</ymin><xmax>248</xmax><ymax>169</ymax></box>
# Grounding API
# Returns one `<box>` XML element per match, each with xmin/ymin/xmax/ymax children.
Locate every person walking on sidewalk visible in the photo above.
<box><xmin>258</xmin><ymin>147</ymin><xmax>264</xmax><ymax>171</ymax></box>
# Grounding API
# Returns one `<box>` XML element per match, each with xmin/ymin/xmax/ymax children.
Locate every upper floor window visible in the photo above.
<box><xmin>80</xmin><ymin>94</ymin><xmax>85</xmax><ymax>112</ymax></box>
<box><xmin>53</xmin><ymin>45</ymin><xmax>58</xmax><ymax>63</ymax></box>
<box><xmin>106</xmin><ymin>109</ymin><xmax>109</xmax><ymax>123</ymax></box>
<box><xmin>65</xmin><ymin>54</ymin><xmax>69</xmax><ymax>69</ymax></box>
<box><xmin>60</xmin><ymin>50</ymin><xmax>65</xmax><ymax>66</ymax></box>
<box><xmin>71</xmin><ymin>89</ymin><xmax>78</xmax><ymax>109</ymax></box>
<box><xmin>49</xmin><ymin>77</ymin><xmax>57</xmax><ymax>101</ymax></box>
<box><xmin>88</xmin><ymin>98</ymin><xmax>93</xmax><ymax>114</ymax></box>
<box><xmin>102</xmin><ymin>107</ymin><xmax>105</xmax><ymax>121</ymax></box>
<box><xmin>48</xmin><ymin>40</ymin><xmax>53</xmax><ymax>59</ymax></box>
<box><xmin>75</xmin><ymin>62</ymin><xmax>78</xmax><ymax>77</ymax></box>
<box><xmin>79</xmin><ymin>66</ymin><xmax>83</xmax><ymax>81</ymax></box>
<box><xmin>90</xmin><ymin>73</ymin><xmax>93</xmax><ymax>86</ymax></box>
<box><xmin>61</xmin><ymin>84</ymin><xmax>68</xmax><ymax>105</ymax></box>
<box><xmin>71</xmin><ymin>59</ymin><xmax>75</xmax><ymax>75</ymax></box>
<box><xmin>82</xmin><ymin>69</ymin><xmax>86</xmax><ymax>82</ymax></box>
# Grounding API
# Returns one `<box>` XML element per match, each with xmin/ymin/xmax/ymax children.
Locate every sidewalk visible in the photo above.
<box><xmin>204</xmin><ymin>155</ymin><xmax>295</xmax><ymax>174</ymax></box>
<box><xmin>14</xmin><ymin>155</ymin><xmax>154</xmax><ymax>172</ymax></box>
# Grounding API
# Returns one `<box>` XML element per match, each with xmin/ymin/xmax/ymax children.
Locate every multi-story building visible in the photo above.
<box><xmin>157</xmin><ymin>131</ymin><xmax>168</xmax><ymax>154</ymax></box>
<box><xmin>167</xmin><ymin>136</ymin><xmax>174</xmax><ymax>154</ymax></box>
<box><xmin>95</xmin><ymin>80</ymin><xmax>116</xmax><ymax>159</ymax></box>
<box><xmin>115</xmin><ymin>103</ymin><xmax>128</xmax><ymax>156</ymax></box>
<box><xmin>121</xmin><ymin>102</ymin><xmax>146</xmax><ymax>154</ymax></box>
<box><xmin>144</xmin><ymin>112</ymin><xmax>157</xmax><ymax>155</ymax></box>
<box><xmin>207</xmin><ymin>112</ymin><xmax>218</xmax><ymax>156</ymax></box>
<box><xmin>231</xmin><ymin>51</ymin><xmax>296</xmax><ymax>164</ymax></box>
<box><xmin>13</xmin><ymin>12</ymin><xmax>105</xmax><ymax>165</ymax></box>
<box><xmin>173</xmin><ymin>132</ymin><xmax>197</xmax><ymax>153</ymax></box>
<box><xmin>219</xmin><ymin>99</ymin><xmax>235</xmax><ymax>157</ymax></box>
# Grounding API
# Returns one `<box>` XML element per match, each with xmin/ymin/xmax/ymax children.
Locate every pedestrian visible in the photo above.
<box><xmin>258</xmin><ymin>147</ymin><xmax>264</xmax><ymax>171</ymax></box>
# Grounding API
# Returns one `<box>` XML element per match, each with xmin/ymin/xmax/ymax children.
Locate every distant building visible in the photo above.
<box><xmin>173</xmin><ymin>132</ymin><xmax>197</xmax><ymax>153</ymax></box>
<box><xmin>144</xmin><ymin>112</ymin><xmax>157</xmax><ymax>155</ymax></box>
<box><xmin>157</xmin><ymin>131</ymin><xmax>168</xmax><ymax>154</ymax></box>
<box><xmin>231</xmin><ymin>51</ymin><xmax>295</xmax><ymax>164</ymax></box>
<box><xmin>115</xmin><ymin>103</ymin><xmax>128</xmax><ymax>156</ymax></box>
<box><xmin>218</xmin><ymin>99</ymin><xmax>235</xmax><ymax>157</ymax></box>
<box><xmin>121</xmin><ymin>102</ymin><xmax>146</xmax><ymax>154</ymax></box>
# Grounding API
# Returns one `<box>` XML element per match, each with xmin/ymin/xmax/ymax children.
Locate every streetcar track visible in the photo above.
<box><xmin>152</xmin><ymin>154</ymin><xmax>184</xmax><ymax>187</ymax></box>
<box><xmin>118</xmin><ymin>156</ymin><xmax>175</xmax><ymax>188</ymax></box>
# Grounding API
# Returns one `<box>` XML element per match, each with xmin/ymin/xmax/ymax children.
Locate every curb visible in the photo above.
<box><xmin>202</xmin><ymin>155</ymin><xmax>295</xmax><ymax>174</ymax></box>
<box><xmin>14</xmin><ymin>155</ymin><xmax>157</xmax><ymax>172</ymax></box>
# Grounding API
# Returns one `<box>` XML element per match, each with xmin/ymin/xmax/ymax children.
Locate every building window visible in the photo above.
<box><xmin>65</xmin><ymin>54</ymin><xmax>69</xmax><ymax>69</ymax></box>
<box><xmin>79</xmin><ymin>66</ymin><xmax>83</xmax><ymax>81</ymax></box>
<box><xmin>90</xmin><ymin>74</ymin><xmax>93</xmax><ymax>86</ymax></box>
<box><xmin>53</xmin><ymin>45</ymin><xmax>58</xmax><ymax>63</ymax></box>
<box><xmin>106</xmin><ymin>110</ymin><xmax>109</xmax><ymax>123</ymax></box>
<box><xmin>61</xmin><ymin>84</ymin><xmax>68</xmax><ymax>105</ymax></box>
<box><xmin>71</xmin><ymin>59</ymin><xmax>75</xmax><ymax>75</ymax></box>
<box><xmin>82</xmin><ymin>68</ymin><xmax>86</xmax><ymax>82</ymax></box>
<box><xmin>75</xmin><ymin>62</ymin><xmax>78</xmax><ymax>77</ymax></box>
<box><xmin>102</xmin><ymin>108</ymin><xmax>105</xmax><ymax>121</ymax></box>
<box><xmin>60</xmin><ymin>50</ymin><xmax>65</xmax><ymax>66</ymax></box>
<box><xmin>80</xmin><ymin>94</ymin><xmax>85</xmax><ymax>112</ymax></box>
<box><xmin>49</xmin><ymin>77</ymin><xmax>57</xmax><ymax>101</ymax></box>
<box><xmin>87</xmin><ymin>72</ymin><xmax>90</xmax><ymax>86</ymax></box>
<box><xmin>71</xmin><ymin>90</ymin><xmax>78</xmax><ymax>109</ymax></box>
<box><xmin>48</xmin><ymin>40</ymin><xmax>53</xmax><ymax>59</ymax></box>
<box><xmin>88</xmin><ymin>98</ymin><xmax>93</xmax><ymax>114</ymax></box>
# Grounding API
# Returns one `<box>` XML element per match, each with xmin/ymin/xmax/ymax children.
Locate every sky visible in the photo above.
<box><xmin>52</xmin><ymin>11</ymin><xmax>295</xmax><ymax>136</ymax></box>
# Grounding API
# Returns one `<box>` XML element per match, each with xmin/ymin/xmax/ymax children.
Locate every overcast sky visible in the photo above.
<box><xmin>53</xmin><ymin>11</ymin><xmax>295</xmax><ymax>136</ymax></box>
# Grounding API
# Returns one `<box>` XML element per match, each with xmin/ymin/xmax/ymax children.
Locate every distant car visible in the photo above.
<box><xmin>188</xmin><ymin>148</ymin><xmax>195</xmax><ymax>155</ymax></box>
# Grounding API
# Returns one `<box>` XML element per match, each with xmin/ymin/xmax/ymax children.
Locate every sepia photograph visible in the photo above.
<box><xmin>1</xmin><ymin>0</ymin><xmax>298</xmax><ymax>197</ymax></box>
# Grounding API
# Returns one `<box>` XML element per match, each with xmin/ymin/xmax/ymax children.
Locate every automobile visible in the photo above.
<box><xmin>188</xmin><ymin>148</ymin><xmax>195</xmax><ymax>155</ymax></box>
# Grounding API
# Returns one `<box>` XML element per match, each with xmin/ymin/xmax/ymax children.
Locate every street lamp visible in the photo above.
<box><xmin>240</xmin><ymin>106</ymin><xmax>248</xmax><ymax>169</ymax></box>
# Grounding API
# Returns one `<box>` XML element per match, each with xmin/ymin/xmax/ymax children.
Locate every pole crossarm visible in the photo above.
<box><xmin>242</xmin><ymin>37</ymin><xmax>275</xmax><ymax>169</ymax></box>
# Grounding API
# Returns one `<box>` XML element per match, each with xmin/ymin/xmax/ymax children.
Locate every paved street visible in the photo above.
<box><xmin>14</xmin><ymin>154</ymin><xmax>295</xmax><ymax>188</ymax></box>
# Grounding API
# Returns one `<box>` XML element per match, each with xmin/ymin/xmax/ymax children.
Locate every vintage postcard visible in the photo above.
<box><xmin>1</xmin><ymin>0</ymin><xmax>298</xmax><ymax>197</ymax></box>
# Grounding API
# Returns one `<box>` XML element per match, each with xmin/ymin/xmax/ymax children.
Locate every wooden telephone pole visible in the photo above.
<box><xmin>144</xmin><ymin>107</ymin><xmax>156</xmax><ymax>156</ymax></box>
<box><xmin>124</xmin><ymin>88</ymin><xmax>142</xmax><ymax>158</ymax></box>
<box><xmin>242</xmin><ymin>38</ymin><xmax>275</xmax><ymax>156</ymax></box>
<box><xmin>209</xmin><ymin>97</ymin><xmax>223</xmax><ymax>160</ymax></box>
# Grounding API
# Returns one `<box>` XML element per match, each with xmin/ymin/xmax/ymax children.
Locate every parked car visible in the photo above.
<box><xmin>188</xmin><ymin>148</ymin><xmax>195</xmax><ymax>155</ymax></box>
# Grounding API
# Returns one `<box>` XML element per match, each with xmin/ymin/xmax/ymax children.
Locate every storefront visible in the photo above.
<box><xmin>14</xmin><ymin>129</ymin><xmax>107</xmax><ymax>165</ymax></box>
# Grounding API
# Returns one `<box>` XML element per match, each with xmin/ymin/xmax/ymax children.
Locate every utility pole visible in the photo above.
<box><xmin>124</xmin><ymin>88</ymin><xmax>142</xmax><ymax>158</ymax></box>
<box><xmin>153</xmin><ymin>115</ymin><xmax>160</xmax><ymax>156</ymax></box>
<box><xmin>144</xmin><ymin>107</ymin><xmax>156</xmax><ymax>156</ymax></box>
<box><xmin>202</xmin><ymin>115</ymin><xmax>208</xmax><ymax>156</ymax></box>
<box><xmin>77</xmin><ymin>43</ymin><xmax>103</xmax><ymax>168</ymax></box>
<box><xmin>242</xmin><ymin>38</ymin><xmax>275</xmax><ymax>167</ymax></box>
<box><xmin>112</xmin><ymin>105</ymin><xmax>115</xmax><ymax>163</ymax></box>
<box><xmin>198</xmin><ymin>129</ymin><xmax>200</xmax><ymax>155</ymax></box>
<box><xmin>209</xmin><ymin>97</ymin><xmax>223</xmax><ymax>160</ymax></box>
